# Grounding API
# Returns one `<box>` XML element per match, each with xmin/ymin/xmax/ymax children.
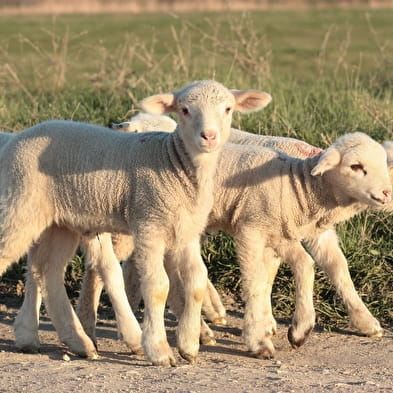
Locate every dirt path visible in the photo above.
<box><xmin>1</xmin><ymin>302</ymin><xmax>393</xmax><ymax>393</ymax></box>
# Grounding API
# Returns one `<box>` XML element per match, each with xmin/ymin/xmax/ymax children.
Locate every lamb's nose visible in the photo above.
<box><xmin>200</xmin><ymin>130</ymin><xmax>217</xmax><ymax>141</ymax></box>
<box><xmin>382</xmin><ymin>188</ymin><xmax>392</xmax><ymax>202</ymax></box>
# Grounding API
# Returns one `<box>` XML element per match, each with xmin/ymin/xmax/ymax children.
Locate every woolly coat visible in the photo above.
<box><xmin>207</xmin><ymin>139</ymin><xmax>381</xmax><ymax>247</ymax></box>
<box><xmin>0</xmin><ymin>120</ymin><xmax>216</xmax><ymax>258</ymax></box>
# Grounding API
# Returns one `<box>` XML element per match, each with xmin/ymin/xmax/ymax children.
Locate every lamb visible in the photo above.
<box><xmin>0</xmin><ymin>80</ymin><xmax>271</xmax><ymax>366</ymax></box>
<box><xmin>111</xmin><ymin>112</ymin><xmax>177</xmax><ymax>133</ymax></box>
<box><xmin>12</xmin><ymin>114</ymin><xmax>227</xmax><ymax>355</ymax></box>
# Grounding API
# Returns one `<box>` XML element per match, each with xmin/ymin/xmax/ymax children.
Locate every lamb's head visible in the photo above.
<box><xmin>311</xmin><ymin>132</ymin><xmax>392</xmax><ymax>207</ymax></box>
<box><xmin>139</xmin><ymin>80</ymin><xmax>271</xmax><ymax>154</ymax></box>
<box><xmin>111</xmin><ymin>113</ymin><xmax>177</xmax><ymax>133</ymax></box>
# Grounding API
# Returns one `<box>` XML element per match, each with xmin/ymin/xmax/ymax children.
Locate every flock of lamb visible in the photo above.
<box><xmin>1</xmin><ymin>79</ymin><xmax>393</xmax><ymax>367</ymax></box>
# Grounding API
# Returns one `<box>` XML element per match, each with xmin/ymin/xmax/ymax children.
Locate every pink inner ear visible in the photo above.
<box><xmin>140</xmin><ymin>93</ymin><xmax>176</xmax><ymax>115</ymax></box>
<box><xmin>233</xmin><ymin>90</ymin><xmax>272</xmax><ymax>113</ymax></box>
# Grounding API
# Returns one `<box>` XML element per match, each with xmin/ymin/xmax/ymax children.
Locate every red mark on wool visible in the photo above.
<box><xmin>295</xmin><ymin>142</ymin><xmax>322</xmax><ymax>157</ymax></box>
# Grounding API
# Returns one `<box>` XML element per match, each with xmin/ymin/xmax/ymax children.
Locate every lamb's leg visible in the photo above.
<box><xmin>76</xmin><ymin>254</ymin><xmax>104</xmax><ymax>347</ymax></box>
<box><xmin>31</xmin><ymin>225</ymin><xmax>98</xmax><ymax>358</ymax></box>
<box><xmin>134</xmin><ymin>236</ymin><xmax>175</xmax><ymax>366</ymax></box>
<box><xmin>87</xmin><ymin>233</ymin><xmax>142</xmax><ymax>353</ymax></box>
<box><xmin>123</xmin><ymin>253</ymin><xmax>217</xmax><ymax>346</ymax></box>
<box><xmin>235</xmin><ymin>228</ymin><xmax>280</xmax><ymax>359</ymax></box>
<box><xmin>122</xmin><ymin>255</ymin><xmax>143</xmax><ymax>312</ymax></box>
<box><xmin>175</xmin><ymin>240</ymin><xmax>207</xmax><ymax>364</ymax></box>
<box><xmin>202</xmin><ymin>280</ymin><xmax>227</xmax><ymax>326</ymax></box>
<box><xmin>307</xmin><ymin>229</ymin><xmax>382</xmax><ymax>337</ymax></box>
<box><xmin>13</xmin><ymin>269</ymin><xmax>42</xmax><ymax>352</ymax></box>
<box><xmin>280</xmin><ymin>243</ymin><xmax>316</xmax><ymax>348</ymax></box>
<box><xmin>123</xmin><ymin>251</ymin><xmax>225</xmax><ymax>325</ymax></box>
<box><xmin>164</xmin><ymin>254</ymin><xmax>216</xmax><ymax>347</ymax></box>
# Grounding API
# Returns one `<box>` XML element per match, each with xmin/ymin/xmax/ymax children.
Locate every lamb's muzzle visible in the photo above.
<box><xmin>371</xmin><ymin>188</ymin><xmax>392</xmax><ymax>205</ymax></box>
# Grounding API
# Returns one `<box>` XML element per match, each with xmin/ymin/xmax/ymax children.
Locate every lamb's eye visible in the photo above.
<box><xmin>225</xmin><ymin>107</ymin><xmax>232</xmax><ymax>114</ymax></box>
<box><xmin>182</xmin><ymin>107</ymin><xmax>189</xmax><ymax>116</ymax></box>
<box><xmin>351</xmin><ymin>164</ymin><xmax>367</xmax><ymax>175</ymax></box>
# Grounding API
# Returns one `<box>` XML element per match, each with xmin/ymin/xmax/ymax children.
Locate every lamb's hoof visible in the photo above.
<box><xmin>352</xmin><ymin>318</ymin><xmax>383</xmax><ymax>338</ymax></box>
<box><xmin>131</xmin><ymin>346</ymin><xmax>144</xmax><ymax>356</ymax></box>
<box><xmin>250</xmin><ymin>339</ymin><xmax>275</xmax><ymax>360</ymax></box>
<box><xmin>200</xmin><ymin>334</ymin><xmax>216</xmax><ymax>346</ymax></box>
<box><xmin>151</xmin><ymin>355</ymin><xmax>176</xmax><ymax>367</ymax></box>
<box><xmin>365</xmin><ymin>327</ymin><xmax>383</xmax><ymax>338</ymax></box>
<box><xmin>287</xmin><ymin>325</ymin><xmax>312</xmax><ymax>349</ymax></box>
<box><xmin>86</xmin><ymin>351</ymin><xmax>99</xmax><ymax>360</ymax></box>
<box><xmin>212</xmin><ymin>317</ymin><xmax>227</xmax><ymax>326</ymax></box>
<box><xmin>179</xmin><ymin>349</ymin><xmax>197</xmax><ymax>365</ymax></box>
<box><xmin>253</xmin><ymin>347</ymin><xmax>275</xmax><ymax>360</ymax></box>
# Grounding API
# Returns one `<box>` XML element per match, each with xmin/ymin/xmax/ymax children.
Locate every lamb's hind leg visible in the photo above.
<box><xmin>13</xmin><ymin>269</ymin><xmax>42</xmax><ymax>352</ymax></box>
<box><xmin>281</xmin><ymin>242</ymin><xmax>316</xmax><ymax>348</ymax></box>
<box><xmin>307</xmin><ymin>229</ymin><xmax>382</xmax><ymax>337</ymax></box>
<box><xmin>164</xmin><ymin>253</ymin><xmax>216</xmax><ymax>347</ymax></box>
<box><xmin>175</xmin><ymin>240</ymin><xmax>208</xmax><ymax>364</ymax></box>
<box><xmin>122</xmin><ymin>254</ymin><xmax>143</xmax><ymax>312</ymax></box>
<box><xmin>76</xmin><ymin>249</ymin><xmax>104</xmax><ymax>347</ymax></box>
<box><xmin>123</xmin><ymin>253</ymin><xmax>217</xmax><ymax>346</ymax></box>
<box><xmin>84</xmin><ymin>233</ymin><xmax>142</xmax><ymax>353</ymax></box>
<box><xmin>202</xmin><ymin>280</ymin><xmax>227</xmax><ymax>326</ymax></box>
<box><xmin>31</xmin><ymin>225</ymin><xmax>98</xmax><ymax>358</ymax></box>
<box><xmin>235</xmin><ymin>228</ymin><xmax>280</xmax><ymax>359</ymax></box>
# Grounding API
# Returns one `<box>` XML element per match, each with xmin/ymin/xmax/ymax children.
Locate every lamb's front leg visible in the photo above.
<box><xmin>14</xmin><ymin>269</ymin><xmax>42</xmax><ymax>352</ymax></box>
<box><xmin>175</xmin><ymin>240</ymin><xmax>208</xmax><ymax>364</ymax></box>
<box><xmin>134</xmin><ymin>237</ymin><xmax>175</xmax><ymax>366</ymax></box>
<box><xmin>236</xmin><ymin>229</ymin><xmax>280</xmax><ymax>359</ymax></box>
<box><xmin>306</xmin><ymin>229</ymin><xmax>382</xmax><ymax>337</ymax></box>
<box><xmin>280</xmin><ymin>242</ymin><xmax>316</xmax><ymax>348</ymax></box>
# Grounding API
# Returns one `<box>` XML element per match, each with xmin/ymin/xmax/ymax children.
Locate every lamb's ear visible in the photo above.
<box><xmin>231</xmin><ymin>90</ymin><xmax>272</xmax><ymax>113</ymax></box>
<box><xmin>139</xmin><ymin>93</ymin><xmax>176</xmax><ymax>115</ymax></box>
<box><xmin>382</xmin><ymin>141</ymin><xmax>393</xmax><ymax>169</ymax></box>
<box><xmin>311</xmin><ymin>147</ymin><xmax>341</xmax><ymax>176</ymax></box>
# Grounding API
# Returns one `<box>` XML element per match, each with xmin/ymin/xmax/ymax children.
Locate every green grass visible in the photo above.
<box><xmin>0</xmin><ymin>8</ymin><xmax>392</xmax><ymax>330</ymax></box>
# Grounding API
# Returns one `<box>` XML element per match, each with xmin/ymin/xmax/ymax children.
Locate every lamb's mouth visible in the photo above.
<box><xmin>200</xmin><ymin>138</ymin><xmax>219</xmax><ymax>152</ymax></box>
<box><xmin>370</xmin><ymin>194</ymin><xmax>387</xmax><ymax>205</ymax></box>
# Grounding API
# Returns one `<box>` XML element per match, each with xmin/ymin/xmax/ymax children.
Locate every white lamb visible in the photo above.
<box><xmin>0</xmin><ymin>80</ymin><xmax>271</xmax><ymax>366</ymax></box>
<box><xmin>111</xmin><ymin>112</ymin><xmax>177</xmax><ymax>133</ymax></box>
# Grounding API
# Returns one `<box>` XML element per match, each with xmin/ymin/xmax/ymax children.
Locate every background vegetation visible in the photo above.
<box><xmin>0</xmin><ymin>8</ymin><xmax>392</xmax><ymax>330</ymax></box>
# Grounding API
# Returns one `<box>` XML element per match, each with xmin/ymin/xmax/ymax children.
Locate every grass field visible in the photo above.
<box><xmin>0</xmin><ymin>8</ymin><xmax>392</xmax><ymax>330</ymax></box>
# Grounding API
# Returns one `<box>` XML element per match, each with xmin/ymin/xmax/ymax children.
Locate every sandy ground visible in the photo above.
<box><xmin>1</xmin><ymin>299</ymin><xmax>393</xmax><ymax>393</ymax></box>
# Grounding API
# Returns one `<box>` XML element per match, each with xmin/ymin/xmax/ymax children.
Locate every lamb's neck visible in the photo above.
<box><xmin>168</xmin><ymin>132</ymin><xmax>219</xmax><ymax>202</ymax></box>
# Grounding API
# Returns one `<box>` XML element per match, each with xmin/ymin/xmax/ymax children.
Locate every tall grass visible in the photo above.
<box><xmin>0</xmin><ymin>9</ymin><xmax>392</xmax><ymax>329</ymax></box>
